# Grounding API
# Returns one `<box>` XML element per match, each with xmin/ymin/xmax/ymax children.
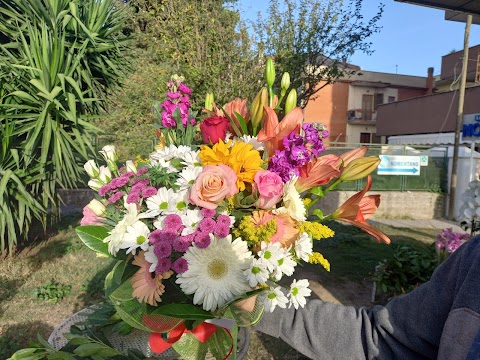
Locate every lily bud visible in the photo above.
<box><xmin>340</xmin><ymin>146</ymin><xmax>369</xmax><ymax>167</ymax></box>
<box><xmin>250</xmin><ymin>87</ymin><xmax>269</xmax><ymax>129</ymax></box>
<box><xmin>88</xmin><ymin>179</ymin><xmax>103</xmax><ymax>191</ymax></box>
<box><xmin>205</xmin><ymin>92</ymin><xmax>214</xmax><ymax>111</ymax></box>
<box><xmin>125</xmin><ymin>160</ymin><xmax>137</xmax><ymax>174</ymax></box>
<box><xmin>84</xmin><ymin>159</ymin><xmax>99</xmax><ymax>178</ymax></box>
<box><xmin>281</xmin><ymin>72</ymin><xmax>290</xmax><ymax>95</ymax></box>
<box><xmin>266</xmin><ymin>58</ymin><xmax>275</xmax><ymax>88</ymax></box>
<box><xmin>98</xmin><ymin>166</ymin><xmax>112</xmax><ymax>184</ymax></box>
<box><xmin>99</xmin><ymin>145</ymin><xmax>118</xmax><ymax>172</ymax></box>
<box><xmin>86</xmin><ymin>199</ymin><xmax>106</xmax><ymax>216</ymax></box>
<box><xmin>340</xmin><ymin>157</ymin><xmax>380</xmax><ymax>181</ymax></box>
<box><xmin>284</xmin><ymin>89</ymin><xmax>297</xmax><ymax>114</ymax></box>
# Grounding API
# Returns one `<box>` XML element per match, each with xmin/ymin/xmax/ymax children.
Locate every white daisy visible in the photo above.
<box><xmin>103</xmin><ymin>201</ymin><xmax>141</xmax><ymax>256</ymax></box>
<box><xmin>257</xmin><ymin>242</ymin><xmax>283</xmax><ymax>272</ymax></box>
<box><xmin>180</xmin><ymin>149</ymin><xmax>201</xmax><ymax>168</ymax></box>
<box><xmin>180</xmin><ymin>209</ymin><xmax>202</xmax><ymax>235</ymax></box>
<box><xmin>176</xmin><ymin>166</ymin><xmax>203</xmax><ymax>190</ymax></box>
<box><xmin>144</xmin><ymin>245</ymin><xmax>158</xmax><ymax>273</ymax></box>
<box><xmin>244</xmin><ymin>258</ymin><xmax>269</xmax><ymax>287</ymax></box>
<box><xmin>146</xmin><ymin>187</ymin><xmax>177</xmax><ymax>216</ymax></box>
<box><xmin>288</xmin><ymin>279</ymin><xmax>312</xmax><ymax>309</ymax></box>
<box><xmin>274</xmin><ymin>176</ymin><xmax>306</xmax><ymax>221</ymax></box>
<box><xmin>263</xmin><ymin>286</ymin><xmax>288</xmax><ymax>313</ymax></box>
<box><xmin>235</xmin><ymin>135</ymin><xmax>264</xmax><ymax>151</ymax></box>
<box><xmin>176</xmin><ymin>234</ymin><xmax>252</xmax><ymax>311</ymax></box>
<box><xmin>295</xmin><ymin>233</ymin><xmax>313</xmax><ymax>262</ymax></box>
<box><xmin>273</xmin><ymin>250</ymin><xmax>297</xmax><ymax>281</ymax></box>
<box><xmin>120</xmin><ymin>221</ymin><xmax>150</xmax><ymax>255</ymax></box>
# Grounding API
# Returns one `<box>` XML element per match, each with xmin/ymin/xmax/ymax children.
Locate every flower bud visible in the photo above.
<box><xmin>250</xmin><ymin>87</ymin><xmax>269</xmax><ymax>129</ymax></box>
<box><xmin>84</xmin><ymin>160</ymin><xmax>99</xmax><ymax>178</ymax></box>
<box><xmin>340</xmin><ymin>146</ymin><xmax>369</xmax><ymax>167</ymax></box>
<box><xmin>205</xmin><ymin>92</ymin><xmax>214</xmax><ymax>111</ymax></box>
<box><xmin>266</xmin><ymin>58</ymin><xmax>275</xmax><ymax>88</ymax></box>
<box><xmin>88</xmin><ymin>179</ymin><xmax>103</xmax><ymax>191</ymax></box>
<box><xmin>125</xmin><ymin>160</ymin><xmax>137</xmax><ymax>174</ymax></box>
<box><xmin>99</xmin><ymin>145</ymin><xmax>118</xmax><ymax>172</ymax></box>
<box><xmin>86</xmin><ymin>199</ymin><xmax>106</xmax><ymax>216</ymax></box>
<box><xmin>340</xmin><ymin>157</ymin><xmax>380</xmax><ymax>181</ymax></box>
<box><xmin>98</xmin><ymin>166</ymin><xmax>112</xmax><ymax>184</ymax></box>
<box><xmin>284</xmin><ymin>88</ymin><xmax>297</xmax><ymax>114</ymax></box>
<box><xmin>281</xmin><ymin>72</ymin><xmax>290</xmax><ymax>95</ymax></box>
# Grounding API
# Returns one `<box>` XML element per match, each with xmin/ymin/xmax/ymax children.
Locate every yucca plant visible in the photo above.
<box><xmin>0</xmin><ymin>0</ymin><xmax>131</xmax><ymax>254</ymax></box>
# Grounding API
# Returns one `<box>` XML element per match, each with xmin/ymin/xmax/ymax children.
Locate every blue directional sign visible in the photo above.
<box><xmin>377</xmin><ymin>155</ymin><xmax>421</xmax><ymax>176</ymax></box>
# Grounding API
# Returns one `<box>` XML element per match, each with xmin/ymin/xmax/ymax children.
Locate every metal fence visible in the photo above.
<box><xmin>324</xmin><ymin>143</ymin><xmax>449</xmax><ymax>193</ymax></box>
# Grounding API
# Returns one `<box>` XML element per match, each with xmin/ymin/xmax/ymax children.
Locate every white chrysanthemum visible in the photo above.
<box><xmin>180</xmin><ymin>149</ymin><xmax>201</xmax><ymax>168</ymax></box>
<box><xmin>120</xmin><ymin>221</ymin><xmax>150</xmax><ymax>255</ymax></box>
<box><xmin>146</xmin><ymin>187</ymin><xmax>177</xmax><ymax>216</ymax></box>
<box><xmin>181</xmin><ymin>209</ymin><xmax>202</xmax><ymax>235</ymax></box>
<box><xmin>273</xmin><ymin>251</ymin><xmax>297</xmax><ymax>281</ymax></box>
<box><xmin>103</xmin><ymin>201</ymin><xmax>141</xmax><ymax>256</ymax></box>
<box><xmin>176</xmin><ymin>166</ymin><xmax>203</xmax><ymax>190</ymax></box>
<box><xmin>244</xmin><ymin>258</ymin><xmax>269</xmax><ymax>287</ymax></box>
<box><xmin>144</xmin><ymin>245</ymin><xmax>158</xmax><ymax>273</ymax></box>
<box><xmin>235</xmin><ymin>135</ymin><xmax>264</xmax><ymax>151</ymax></box>
<box><xmin>274</xmin><ymin>176</ymin><xmax>306</xmax><ymax>221</ymax></box>
<box><xmin>288</xmin><ymin>279</ymin><xmax>312</xmax><ymax>309</ymax></box>
<box><xmin>295</xmin><ymin>233</ymin><xmax>313</xmax><ymax>262</ymax></box>
<box><xmin>176</xmin><ymin>234</ymin><xmax>252</xmax><ymax>311</ymax></box>
<box><xmin>257</xmin><ymin>242</ymin><xmax>283</xmax><ymax>272</ymax></box>
<box><xmin>263</xmin><ymin>286</ymin><xmax>288</xmax><ymax>313</ymax></box>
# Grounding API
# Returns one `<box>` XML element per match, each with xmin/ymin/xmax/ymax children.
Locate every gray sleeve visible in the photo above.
<box><xmin>253</xmin><ymin>237</ymin><xmax>477</xmax><ymax>360</ymax></box>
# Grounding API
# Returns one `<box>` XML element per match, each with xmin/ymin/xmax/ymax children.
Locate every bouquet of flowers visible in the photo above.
<box><xmin>76</xmin><ymin>60</ymin><xmax>390</xmax><ymax>359</ymax></box>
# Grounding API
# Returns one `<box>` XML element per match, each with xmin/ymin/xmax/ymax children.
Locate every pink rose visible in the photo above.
<box><xmin>189</xmin><ymin>164</ymin><xmax>238</xmax><ymax>209</ymax></box>
<box><xmin>200</xmin><ymin>116</ymin><xmax>230</xmax><ymax>144</ymax></box>
<box><xmin>254</xmin><ymin>170</ymin><xmax>284</xmax><ymax>209</ymax></box>
<box><xmin>80</xmin><ymin>206</ymin><xmax>102</xmax><ymax>226</ymax></box>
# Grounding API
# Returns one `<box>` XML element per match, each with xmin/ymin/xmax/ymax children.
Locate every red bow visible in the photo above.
<box><xmin>149</xmin><ymin>321</ymin><xmax>234</xmax><ymax>359</ymax></box>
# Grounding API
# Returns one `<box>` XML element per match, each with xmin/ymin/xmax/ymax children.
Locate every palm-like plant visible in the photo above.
<box><xmin>0</xmin><ymin>0</ymin><xmax>131</xmax><ymax>254</ymax></box>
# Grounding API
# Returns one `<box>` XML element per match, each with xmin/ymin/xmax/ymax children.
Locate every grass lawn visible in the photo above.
<box><xmin>0</xmin><ymin>216</ymin><xmax>440</xmax><ymax>359</ymax></box>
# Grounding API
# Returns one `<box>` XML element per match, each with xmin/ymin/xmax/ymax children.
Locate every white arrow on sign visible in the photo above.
<box><xmin>377</xmin><ymin>155</ymin><xmax>421</xmax><ymax>176</ymax></box>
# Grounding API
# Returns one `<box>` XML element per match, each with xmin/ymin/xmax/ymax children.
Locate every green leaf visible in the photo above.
<box><xmin>312</xmin><ymin>209</ymin><xmax>324</xmax><ymax>220</ymax></box>
<box><xmin>310</xmin><ymin>186</ymin><xmax>324</xmax><ymax>197</ymax></box>
<box><xmin>150</xmin><ymin>304</ymin><xmax>214</xmax><ymax>320</ymax></box>
<box><xmin>75</xmin><ymin>225</ymin><xmax>112</xmax><ymax>257</ymax></box>
<box><xmin>234</xmin><ymin>111</ymin><xmax>249</xmax><ymax>135</ymax></box>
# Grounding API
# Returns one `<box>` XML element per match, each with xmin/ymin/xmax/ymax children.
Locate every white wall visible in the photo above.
<box><xmin>347</xmin><ymin>85</ymin><xmax>399</xmax><ymax>110</ymax></box>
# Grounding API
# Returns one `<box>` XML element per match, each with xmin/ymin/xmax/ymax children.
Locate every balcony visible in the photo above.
<box><xmin>347</xmin><ymin>109</ymin><xmax>377</xmax><ymax>125</ymax></box>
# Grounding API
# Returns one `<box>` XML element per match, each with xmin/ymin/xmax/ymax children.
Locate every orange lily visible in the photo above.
<box><xmin>257</xmin><ymin>106</ymin><xmax>303</xmax><ymax>156</ymax></box>
<box><xmin>223</xmin><ymin>98</ymin><xmax>250</xmax><ymax>131</ymax></box>
<box><xmin>340</xmin><ymin>146</ymin><xmax>369</xmax><ymax>166</ymax></box>
<box><xmin>296</xmin><ymin>154</ymin><xmax>342</xmax><ymax>193</ymax></box>
<box><xmin>331</xmin><ymin>175</ymin><xmax>391</xmax><ymax>244</ymax></box>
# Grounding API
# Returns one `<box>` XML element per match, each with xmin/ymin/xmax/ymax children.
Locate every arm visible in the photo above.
<box><xmin>254</xmin><ymin>237</ymin><xmax>480</xmax><ymax>360</ymax></box>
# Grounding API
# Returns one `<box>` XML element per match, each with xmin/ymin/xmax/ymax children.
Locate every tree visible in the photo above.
<box><xmin>253</xmin><ymin>0</ymin><xmax>384</xmax><ymax>107</ymax></box>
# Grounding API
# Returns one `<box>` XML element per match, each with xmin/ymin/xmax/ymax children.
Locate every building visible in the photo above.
<box><xmin>303</xmin><ymin>69</ymin><xmax>433</xmax><ymax>145</ymax></box>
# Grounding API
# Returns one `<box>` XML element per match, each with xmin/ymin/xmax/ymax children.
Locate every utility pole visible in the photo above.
<box><xmin>449</xmin><ymin>14</ymin><xmax>473</xmax><ymax>220</ymax></box>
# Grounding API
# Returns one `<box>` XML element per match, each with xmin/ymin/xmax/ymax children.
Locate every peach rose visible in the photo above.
<box><xmin>189</xmin><ymin>164</ymin><xmax>238</xmax><ymax>209</ymax></box>
<box><xmin>254</xmin><ymin>170</ymin><xmax>284</xmax><ymax>209</ymax></box>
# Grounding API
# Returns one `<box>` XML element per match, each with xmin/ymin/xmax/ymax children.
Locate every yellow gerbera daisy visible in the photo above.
<box><xmin>199</xmin><ymin>140</ymin><xmax>262</xmax><ymax>191</ymax></box>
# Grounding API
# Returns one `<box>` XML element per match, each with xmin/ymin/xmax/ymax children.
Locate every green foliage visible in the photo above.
<box><xmin>33</xmin><ymin>280</ymin><xmax>72</xmax><ymax>304</ymax></box>
<box><xmin>0</xmin><ymin>335</ymin><xmax>21</xmax><ymax>360</ymax></box>
<box><xmin>373</xmin><ymin>244</ymin><xmax>438</xmax><ymax>299</ymax></box>
<box><xmin>253</xmin><ymin>0</ymin><xmax>384</xmax><ymax>107</ymax></box>
<box><xmin>0</xmin><ymin>0</ymin><xmax>131</xmax><ymax>254</ymax></box>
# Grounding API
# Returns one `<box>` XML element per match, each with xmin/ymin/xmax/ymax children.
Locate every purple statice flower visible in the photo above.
<box><xmin>142</xmin><ymin>186</ymin><xmax>157</xmax><ymax>198</ymax></box>
<box><xmin>107</xmin><ymin>191</ymin><xmax>124</xmax><ymax>204</ymax></box>
<box><xmin>194</xmin><ymin>232</ymin><xmax>211</xmax><ymax>249</ymax></box>
<box><xmin>201</xmin><ymin>208</ymin><xmax>216</xmax><ymax>218</ymax></box>
<box><xmin>290</xmin><ymin>145</ymin><xmax>310</xmax><ymax>166</ymax></box>
<box><xmin>214</xmin><ymin>224</ymin><xmax>230</xmax><ymax>238</ymax></box>
<box><xmin>283</xmin><ymin>131</ymin><xmax>304</xmax><ymax>150</ymax></box>
<box><xmin>126</xmin><ymin>190</ymin><xmax>141</xmax><ymax>204</ymax></box>
<box><xmin>98</xmin><ymin>184</ymin><xmax>112</xmax><ymax>197</ymax></box>
<box><xmin>162</xmin><ymin>112</ymin><xmax>176</xmax><ymax>128</ymax></box>
<box><xmin>155</xmin><ymin>258</ymin><xmax>172</xmax><ymax>274</ymax></box>
<box><xmin>154</xmin><ymin>241</ymin><xmax>172</xmax><ymax>258</ymax></box>
<box><xmin>268</xmin><ymin>150</ymin><xmax>296</xmax><ymax>182</ymax></box>
<box><xmin>172</xmin><ymin>258</ymin><xmax>188</xmax><ymax>273</ymax></box>
<box><xmin>164</xmin><ymin>214</ymin><xmax>183</xmax><ymax>232</ymax></box>
<box><xmin>216</xmin><ymin>215</ymin><xmax>231</xmax><ymax>227</ymax></box>
<box><xmin>178</xmin><ymin>83</ymin><xmax>191</xmax><ymax>95</ymax></box>
<box><xmin>199</xmin><ymin>218</ymin><xmax>216</xmax><ymax>233</ymax></box>
<box><xmin>167</xmin><ymin>92</ymin><xmax>181</xmax><ymax>100</ymax></box>
<box><xmin>435</xmin><ymin>228</ymin><xmax>469</xmax><ymax>253</ymax></box>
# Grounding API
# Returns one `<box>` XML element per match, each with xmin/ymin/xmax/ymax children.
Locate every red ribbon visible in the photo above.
<box><xmin>149</xmin><ymin>321</ymin><xmax>234</xmax><ymax>359</ymax></box>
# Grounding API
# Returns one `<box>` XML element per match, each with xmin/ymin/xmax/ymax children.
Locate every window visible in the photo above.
<box><xmin>360</xmin><ymin>132</ymin><xmax>371</xmax><ymax>143</ymax></box>
<box><xmin>374</xmin><ymin>93</ymin><xmax>384</xmax><ymax>110</ymax></box>
<box><xmin>388</xmin><ymin>96</ymin><xmax>396</xmax><ymax>103</ymax></box>
<box><xmin>372</xmin><ymin>134</ymin><xmax>382</xmax><ymax>143</ymax></box>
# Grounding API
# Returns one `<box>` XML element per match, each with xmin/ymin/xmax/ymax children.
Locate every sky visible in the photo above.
<box><xmin>236</xmin><ymin>0</ymin><xmax>480</xmax><ymax>77</ymax></box>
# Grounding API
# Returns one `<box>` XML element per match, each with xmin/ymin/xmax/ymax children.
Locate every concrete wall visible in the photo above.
<box><xmin>316</xmin><ymin>191</ymin><xmax>445</xmax><ymax>220</ymax></box>
<box><xmin>60</xmin><ymin>189</ymin><xmax>446</xmax><ymax>220</ymax></box>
